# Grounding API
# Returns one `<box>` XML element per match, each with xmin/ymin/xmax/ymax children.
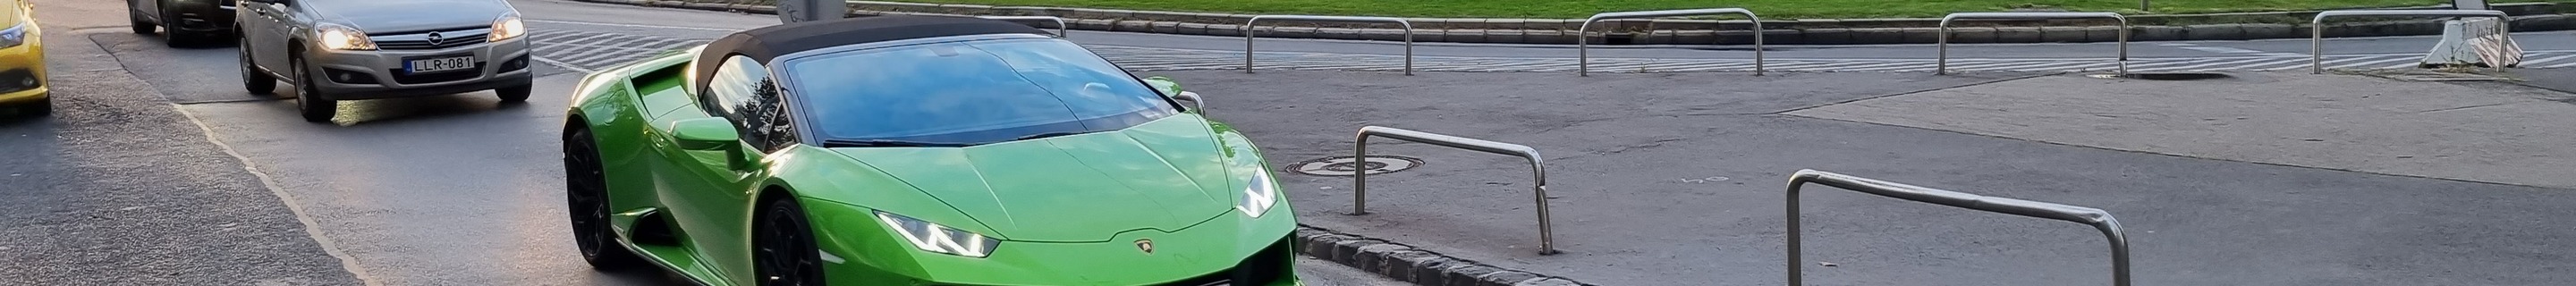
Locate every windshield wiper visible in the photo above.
<box><xmin>1016</xmin><ymin>131</ymin><xmax>1097</xmax><ymax>140</ymax></box>
<box><xmin>820</xmin><ymin>139</ymin><xmax>955</xmax><ymax>147</ymax></box>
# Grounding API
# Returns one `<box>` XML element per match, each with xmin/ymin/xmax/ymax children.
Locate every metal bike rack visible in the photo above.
<box><xmin>977</xmin><ymin>16</ymin><xmax>1069</xmax><ymax>38</ymax></box>
<box><xmin>1244</xmin><ymin>15</ymin><xmax>1415</xmax><ymax>75</ymax></box>
<box><xmin>1353</xmin><ymin>126</ymin><xmax>1555</xmax><ymax>255</ymax></box>
<box><xmin>1784</xmin><ymin>170</ymin><xmax>2130</xmax><ymax>286</ymax></box>
<box><xmin>1939</xmin><ymin>13</ymin><xmax>2130</xmax><ymax>75</ymax></box>
<box><xmin>2310</xmin><ymin>10</ymin><xmax>2512</xmax><ymax>73</ymax></box>
<box><xmin>1578</xmin><ymin>8</ymin><xmax>1766</xmax><ymax>76</ymax></box>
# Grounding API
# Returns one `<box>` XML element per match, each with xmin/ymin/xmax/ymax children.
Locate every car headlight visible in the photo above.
<box><xmin>488</xmin><ymin>15</ymin><xmax>524</xmax><ymax>42</ymax></box>
<box><xmin>876</xmin><ymin>211</ymin><xmax>999</xmax><ymax>258</ymax></box>
<box><xmin>1237</xmin><ymin>170</ymin><xmax>1282</xmax><ymax>218</ymax></box>
<box><xmin>0</xmin><ymin>23</ymin><xmax>26</xmax><ymax>49</ymax></box>
<box><xmin>314</xmin><ymin>24</ymin><xmax>375</xmax><ymax>51</ymax></box>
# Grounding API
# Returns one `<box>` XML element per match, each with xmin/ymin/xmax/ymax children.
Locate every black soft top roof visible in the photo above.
<box><xmin>694</xmin><ymin>15</ymin><xmax>1048</xmax><ymax>88</ymax></box>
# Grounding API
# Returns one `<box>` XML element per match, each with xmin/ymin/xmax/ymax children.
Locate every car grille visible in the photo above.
<box><xmin>1155</xmin><ymin>238</ymin><xmax>1293</xmax><ymax>286</ymax></box>
<box><xmin>387</xmin><ymin>65</ymin><xmax>484</xmax><ymax>84</ymax></box>
<box><xmin>371</xmin><ymin>29</ymin><xmax>492</xmax><ymax>50</ymax></box>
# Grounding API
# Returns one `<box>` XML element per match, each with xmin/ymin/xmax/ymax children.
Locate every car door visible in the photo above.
<box><xmin>644</xmin><ymin>55</ymin><xmax>783</xmax><ymax>282</ymax></box>
<box><xmin>238</xmin><ymin>0</ymin><xmax>289</xmax><ymax>76</ymax></box>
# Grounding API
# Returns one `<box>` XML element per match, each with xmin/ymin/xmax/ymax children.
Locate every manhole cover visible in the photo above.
<box><xmin>1287</xmin><ymin>156</ymin><xmax>1424</xmax><ymax>176</ymax></box>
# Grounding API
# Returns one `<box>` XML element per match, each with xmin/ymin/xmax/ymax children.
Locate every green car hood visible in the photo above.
<box><xmin>829</xmin><ymin>116</ymin><xmax>1241</xmax><ymax>243</ymax></box>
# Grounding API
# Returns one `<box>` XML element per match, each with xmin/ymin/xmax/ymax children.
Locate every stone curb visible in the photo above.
<box><xmin>580</xmin><ymin>0</ymin><xmax>2576</xmax><ymax>45</ymax></box>
<box><xmin>1292</xmin><ymin>226</ymin><xmax>1591</xmax><ymax>286</ymax></box>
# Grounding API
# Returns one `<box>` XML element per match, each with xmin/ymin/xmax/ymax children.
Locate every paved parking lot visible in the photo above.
<box><xmin>1163</xmin><ymin>70</ymin><xmax>2576</xmax><ymax>285</ymax></box>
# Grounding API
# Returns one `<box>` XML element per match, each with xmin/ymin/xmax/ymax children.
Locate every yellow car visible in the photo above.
<box><xmin>0</xmin><ymin>0</ymin><xmax>42</xmax><ymax>115</ymax></box>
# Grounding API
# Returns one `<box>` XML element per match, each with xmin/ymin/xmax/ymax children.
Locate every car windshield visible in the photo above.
<box><xmin>784</xmin><ymin>38</ymin><xmax>1177</xmax><ymax>147</ymax></box>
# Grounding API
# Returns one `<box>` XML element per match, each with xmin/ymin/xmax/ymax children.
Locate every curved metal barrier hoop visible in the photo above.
<box><xmin>1784</xmin><ymin>170</ymin><xmax>2131</xmax><ymax>286</ymax></box>
<box><xmin>1578</xmin><ymin>8</ymin><xmax>1765</xmax><ymax>76</ymax></box>
<box><xmin>2310</xmin><ymin>10</ymin><xmax>2512</xmax><ymax>73</ymax></box>
<box><xmin>1353</xmin><ymin>126</ymin><xmax>1555</xmax><ymax>255</ymax></box>
<box><xmin>976</xmin><ymin>16</ymin><xmax>1069</xmax><ymax>38</ymax></box>
<box><xmin>1938</xmin><ymin>13</ymin><xmax>2130</xmax><ymax>75</ymax></box>
<box><xmin>1244</xmin><ymin>15</ymin><xmax>1415</xmax><ymax>75</ymax></box>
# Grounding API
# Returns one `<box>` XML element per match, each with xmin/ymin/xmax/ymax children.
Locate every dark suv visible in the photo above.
<box><xmin>128</xmin><ymin>0</ymin><xmax>236</xmax><ymax>46</ymax></box>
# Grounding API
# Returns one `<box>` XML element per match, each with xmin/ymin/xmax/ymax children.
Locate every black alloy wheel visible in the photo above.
<box><xmin>564</xmin><ymin>126</ymin><xmax>645</xmax><ymax>271</ymax></box>
<box><xmin>754</xmin><ymin>197</ymin><xmax>826</xmax><ymax>286</ymax></box>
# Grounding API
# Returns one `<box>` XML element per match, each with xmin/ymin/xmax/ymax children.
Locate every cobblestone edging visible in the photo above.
<box><xmin>1292</xmin><ymin>227</ymin><xmax>1589</xmax><ymax>286</ymax></box>
<box><xmin>584</xmin><ymin>0</ymin><xmax>2576</xmax><ymax>45</ymax></box>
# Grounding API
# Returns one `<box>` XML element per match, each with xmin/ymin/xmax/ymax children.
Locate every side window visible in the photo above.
<box><xmin>703</xmin><ymin>55</ymin><xmax>797</xmax><ymax>152</ymax></box>
<box><xmin>741</xmin><ymin>78</ymin><xmax>797</xmax><ymax>152</ymax></box>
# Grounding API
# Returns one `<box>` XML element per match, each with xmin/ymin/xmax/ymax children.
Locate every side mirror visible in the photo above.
<box><xmin>671</xmin><ymin>117</ymin><xmax>760</xmax><ymax>170</ymax></box>
<box><xmin>1174</xmin><ymin>91</ymin><xmax>1205</xmax><ymax>114</ymax></box>
<box><xmin>670</xmin><ymin>118</ymin><xmax>739</xmax><ymax>151</ymax></box>
<box><xmin>1142</xmin><ymin>76</ymin><xmax>1182</xmax><ymax>96</ymax></box>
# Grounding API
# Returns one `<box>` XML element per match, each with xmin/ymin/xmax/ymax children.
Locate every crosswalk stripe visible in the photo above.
<box><xmin>2517</xmin><ymin>54</ymin><xmax>2576</xmax><ymax>66</ymax></box>
<box><xmin>565</xmin><ymin>38</ymin><xmax>687</xmax><ymax>66</ymax></box>
<box><xmin>2144</xmin><ymin>58</ymin><xmax>2279</xmax><ymax>72</ymax></box>
<box><xmin>2327</xmin><ymin>57</ymin><xmax>2420</xmax><ymax>70</ymax></box>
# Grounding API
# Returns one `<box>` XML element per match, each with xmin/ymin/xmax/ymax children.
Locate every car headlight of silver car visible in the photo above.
<box><xmin>875</xmin><ymin>211</ymin><xmax>999</xmax><ymax>258</ymax></box>
<box><xmin>488</xmin><ymin>15</ymin><xmax>525</xmax><ymax>42</ymax></box>
<box><xmin>1237</xmin><ymin>170</ymin><xmax>1282</xmax><ymax>218</ymax></box>
<box><xmin>314</xmin><ymin>23</ymin><xmax>375</xmax><ymax>51</ymax></box>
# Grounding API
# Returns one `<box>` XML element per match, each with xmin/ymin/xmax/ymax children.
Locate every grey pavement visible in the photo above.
<box><xmin>0</xmin><ymin>1</ymin><xmax>358</xmax><ymax>284</ymax></box>
<box><xmin>1154</xmin><ymin>69</ymin><xmax>2576</xmax><ymax>285</ymax></box>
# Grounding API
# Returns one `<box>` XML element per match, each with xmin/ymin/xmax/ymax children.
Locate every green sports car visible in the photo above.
<box><xmin>559</xmin><ymin>16</ymin><xmax>1299</xmax><ymax>285</ymax></box>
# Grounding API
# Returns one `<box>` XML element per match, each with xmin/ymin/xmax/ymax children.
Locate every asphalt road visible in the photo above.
<box><xmin>1171</xmin><ymin>69</ymin><xmax>2576</xmax><ymax>285</ymax></box>
<box><xmin>2</xmin><ymin>0</ymin><xmax>1406</xmax><ymax>284</ymax></box>
<box><xmin>10</xmin><ymin>0</ymin><xmax>2574</xmax><ymax>284</ymax></box>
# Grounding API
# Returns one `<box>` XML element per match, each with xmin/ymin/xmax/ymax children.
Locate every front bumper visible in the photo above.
<box><xmin>802</xmin><ymin>199</ymin><xmax>1302</xmax><ymax>286</ymax></box>
<box><xmin>0</xmin><ymin>33</ymin><xmax>46</xmax><ymax>104</ymax></box>
<box><xmin>306</xmin><ymin>37</ymin><xmax>532</xmax><ymax>100</ymax></box>
<box><xmin>165</xmin><ymin>0</ymin><xmax>236</xmax><ymax>33</ymax></box>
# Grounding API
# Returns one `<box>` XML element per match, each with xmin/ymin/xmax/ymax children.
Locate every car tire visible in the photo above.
<box><xmin>754</xmin><ymin>195</ymin><xmax>826</xmax><ymax>286</ymax></box>
<box><xmin>292</xmin><ymin>54</ymin><xmax>336</xmax><ymax>122</ymax></box>
<box><xmin>240</xmin><ymin>37</ymin><xmax>275</xmax><ymax>95</ymax></box>
<box><xmin>25</xmin><ymin>97</ymin><xmax>48</xmax><ymax>115</ymax></box>
<box><xmin>156</xmin><ymin>14</ymin><xmax>191</xmax><ymax>46</ymax></box>
<box><xmin>496</xmin><ymin>84</ymin><xmax>532</xmax><ymax>103</ymax></box>
<box><xmin>565</xmin><ymin>126</ymin><xmax>647</xmax><ymax>271</ymax></box>
<box><xmin>130</xmin><ymin>10</ymin><xmax>157</xmax><ymax>34</ymax></box>
<box><xmin>157</xmin><ymin>4</ymin><xmax>191</xmax><ymax>47</ymax></box>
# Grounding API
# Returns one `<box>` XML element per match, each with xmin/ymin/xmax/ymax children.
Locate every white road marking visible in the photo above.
<box><xmin>527</xmin><ymin>19</ymin><xmax>738</xmax><ymax>31</ymax></box>
<box><xmin>533</xmin><ymin>57</ymin><xmax>597</xmax><ymax>73</ymax></box>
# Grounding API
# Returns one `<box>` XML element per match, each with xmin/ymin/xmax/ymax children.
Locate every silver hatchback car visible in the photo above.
<box><xmin>235</xmin><ymin>0</ymin><xmax>532</xmax><ymax>122</ymax></box>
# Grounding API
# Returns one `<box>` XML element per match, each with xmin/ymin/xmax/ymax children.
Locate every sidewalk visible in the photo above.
<box><xmin>1156</xmin><ymin>70</ymin><xmax>2576</xmax><ymax>284</ymax></box>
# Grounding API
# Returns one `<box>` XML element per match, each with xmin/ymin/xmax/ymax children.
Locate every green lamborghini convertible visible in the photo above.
<box><xmin>559</xmin><ymin>16</ymin><xmax>1298</xmax><ymax>285</ymax></box>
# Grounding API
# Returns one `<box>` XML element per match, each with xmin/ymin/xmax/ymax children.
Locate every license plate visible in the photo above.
<box><xmin>404</xmin><ymin>56</ymin><xmax>476</xmax><ymax>74</ymax></box>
